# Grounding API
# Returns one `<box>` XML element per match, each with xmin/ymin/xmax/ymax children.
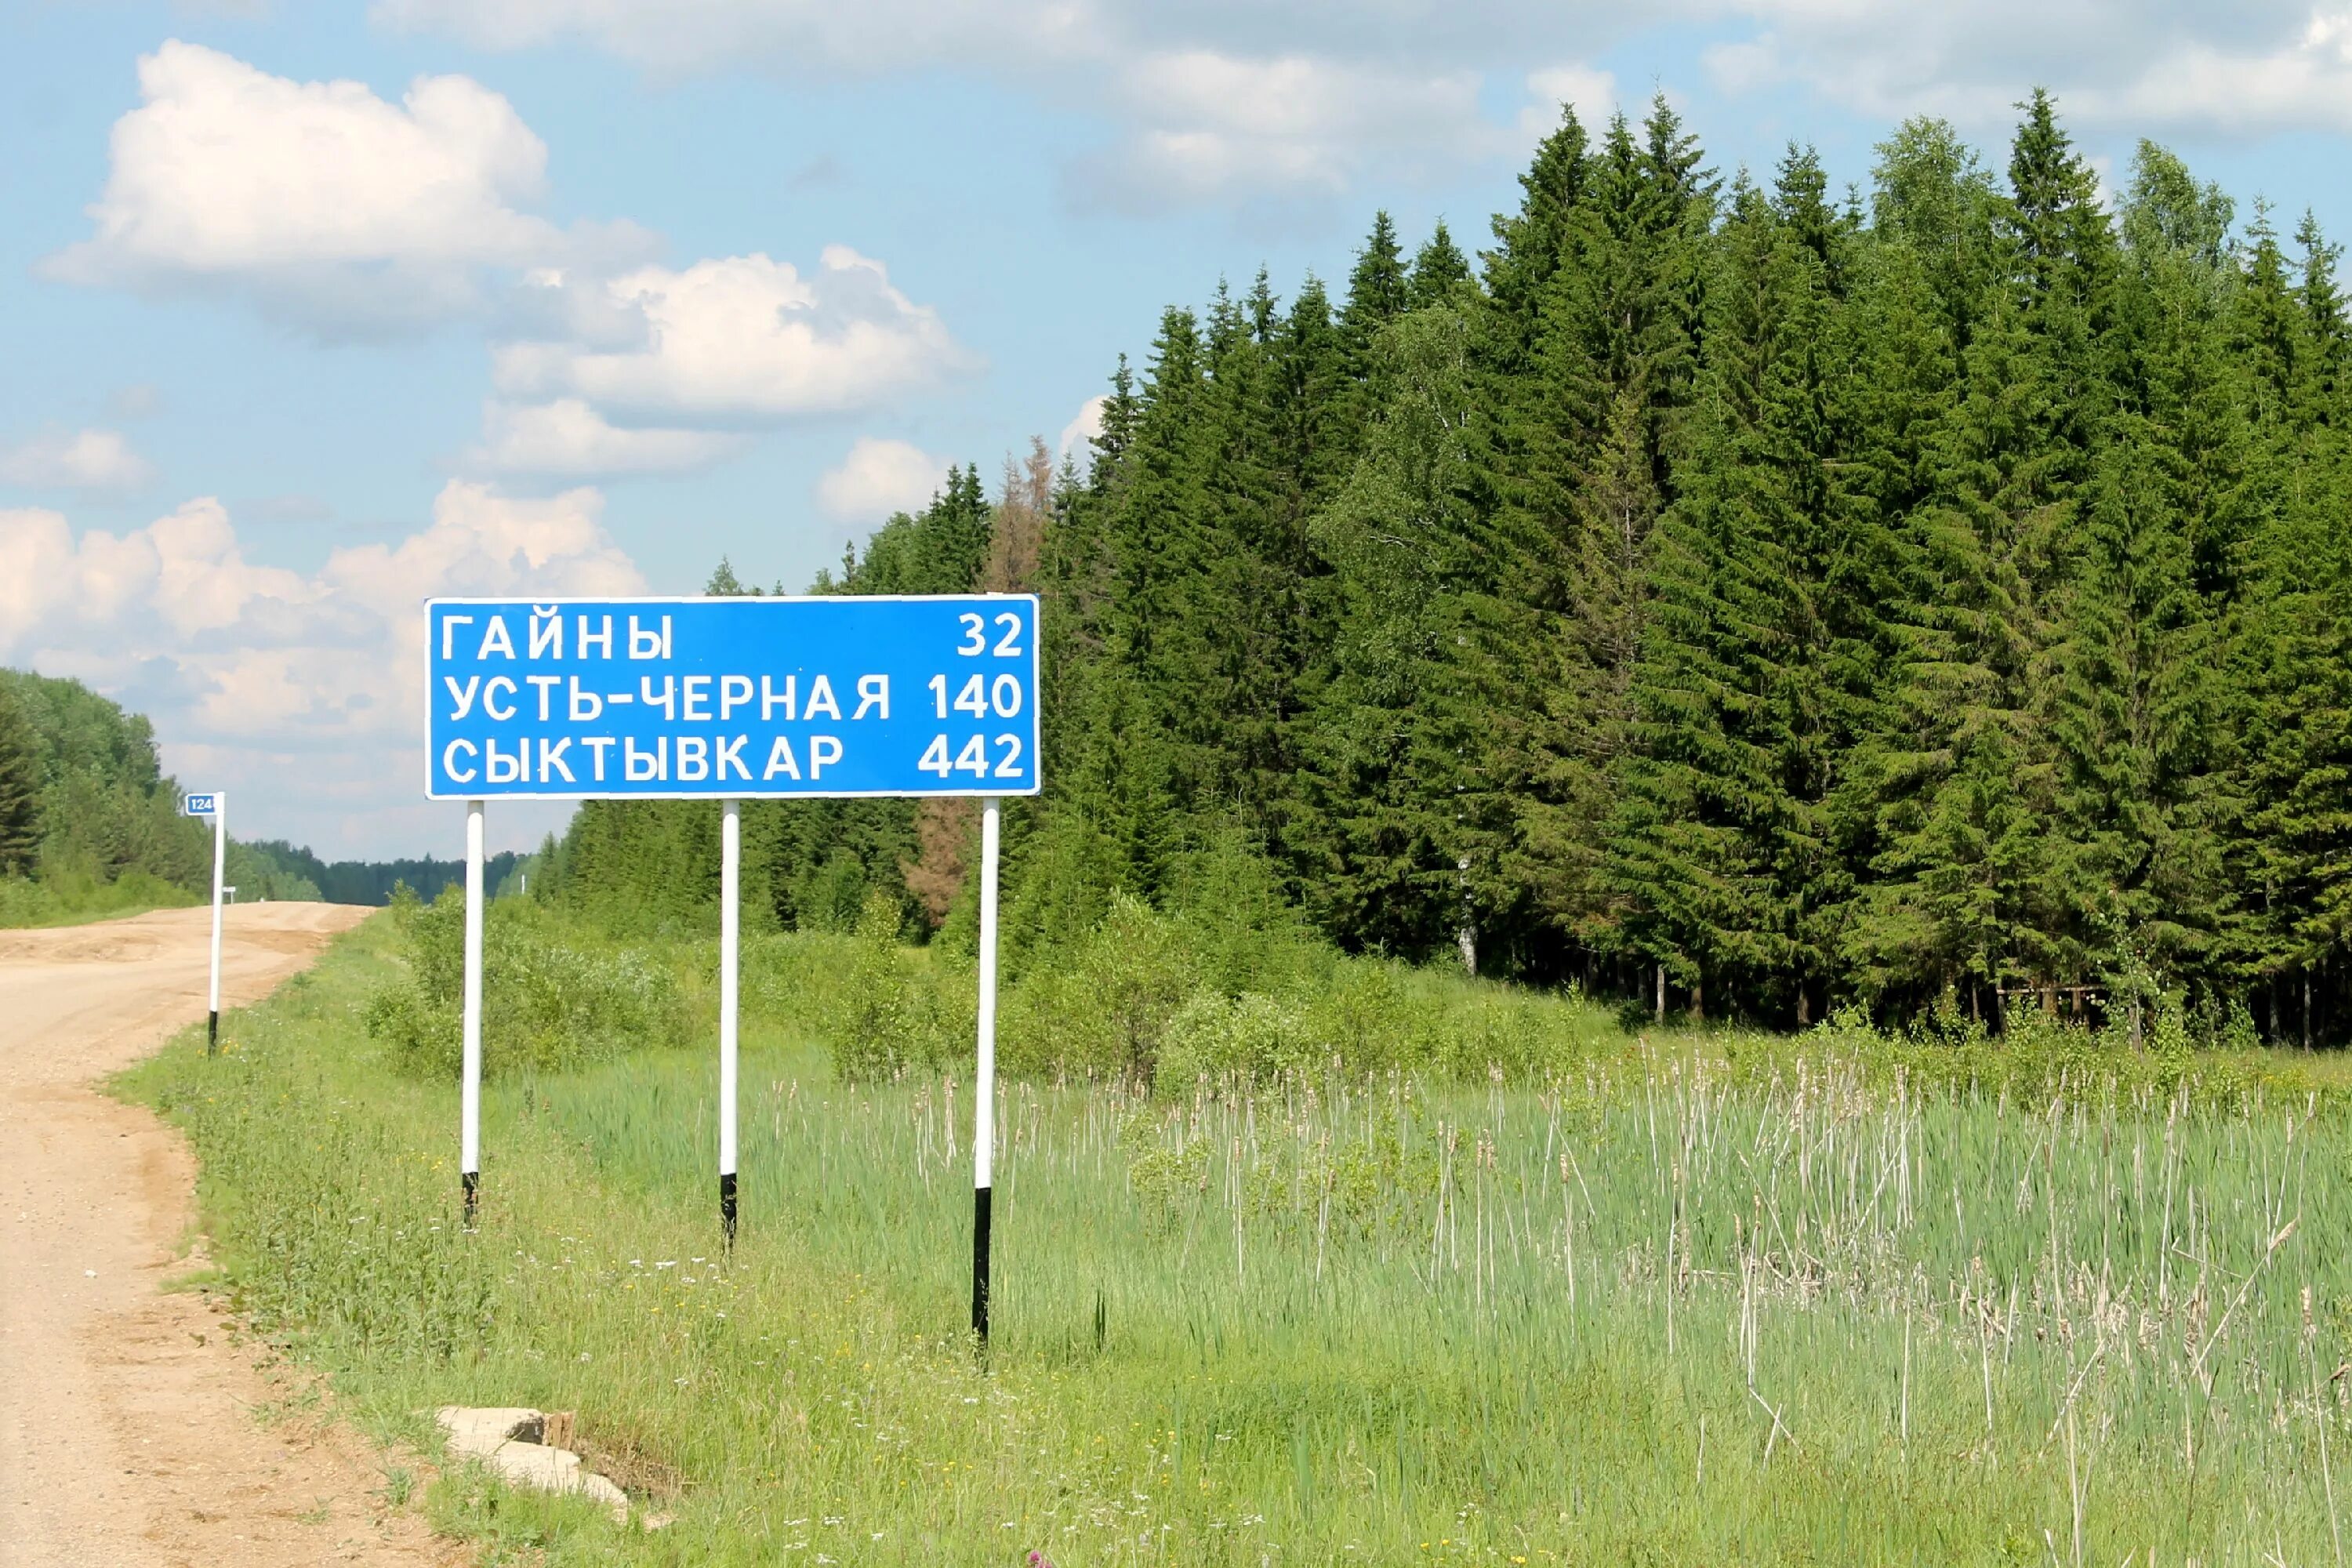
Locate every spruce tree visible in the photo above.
<box><xmin>2296</xmin><ymin>212</ymin><xmax>2347</xmax><ymax>423</ymax></box>
<box><xmin>1492</xmin><ymin>101</ymin><xmax>1717</xmax><ymax>956</ymax></box>
<box><xmin>1607</xmin><ymin>166</ymin><xmax>1864</xmax><ymax>1019</ymax></box>
<box><xmin>1304</xmin><ymin>303</ymin><xmax>1535</xmax><ymax>967</ymax></box>
<box><xmin>1518</xmin><ymin>386</ymin><xmax>1658</xmax><ymax>943</ymax></box>
<box><xmin>1484</xmin><ymin>103</ymin><xmax>1590</xmax><ymax>340</ymax></box>
<box><xmin>1409</xmin><ymin>221</ymin><xmax>1472</xmax><ymax>307</ymax></box>
<box><xmin>0</xmin><ymin>683</ymin><xmax>42</xmax><ymax>875</ymax></box>
<box><xmin>1338</xmin><ymin>213</ymin><xmax>1412</xmax><ymax>372</ymax></box>
<box><xmin>2043</xmin><ymin>144</ymin><xmax>2247</xmax><ymax>1013</ymax></box>
<box><xmin>2234</xmin><ymin>436</ymin><xmax>2352</xmax><ymax>1035</ymax></box>
<box><xmin>1847</xmin><ymin>229</ymin><xmax>2054</xmax><ymax>1016</ymax></box>
<box><xmin>2045</xmin><ymin>434</ymin><xmax>2229</xmax><ymax>1017</ymax></box>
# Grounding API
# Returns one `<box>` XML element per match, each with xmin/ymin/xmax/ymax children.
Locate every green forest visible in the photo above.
<box><xmin>0</xmin><ymin>666</ymin><xmax>223</xmax><ymax>922</ymax></box>
<box><xmin>242</xmin><ymin>839</ymin><xmax>527</xmax><ymax>908</ymax></box>
<box><xmin>0</xmin><ymin>666</ymin><xmax>500</xmax><ymax>922</ymax></box>
<box><xmin>539</xmin><ymin>96</ymin><xmax>2339</xmax><ymax>1046</ymax></box>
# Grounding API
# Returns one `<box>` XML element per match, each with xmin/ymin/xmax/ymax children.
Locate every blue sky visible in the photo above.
<box><xmin>5</xmin><ymin>0</ymin><xmax>2352</xmax><ymax>859</ymax></box>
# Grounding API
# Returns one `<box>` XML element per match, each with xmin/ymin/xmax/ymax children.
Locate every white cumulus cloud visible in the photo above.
<box><xmin>379</xmin><ymin>0</ymin><xmax>1620</xmax><ymax>208</ymax></box>
<box><xmin>492</xmin><ymin>250</ymin><xmax>966</xmax><ymax>421</ymax></box>
<box><xmin>1709</xmin><ymin>0</ymin><xmax>2352</xmax><ymax>137</ymax></box>
<box><xmin>382</xmin><ymin>0</ymin><xmax>2352</xmax><ymax>201</ymax></box>
<box><xmin>1072</xmin><ymin>51</ymin><xmax>1496</xmax><ymax>209</ymax></box>
<box><xmin>1520</xmin><ymin>64</ymin><xmax>1617</xmax><ymax>142</ymax></box>
<box><xmin>816</xmin><ymin>437</ymin><xmax>950</xmax><ymax>521</ymax></box>
<box><xmin>1058</xmin><ymin>394</ymin><xmax>1106</xmax><ymax>467</ymax></box>
<box><xmin>45</xmin><ymin>45</ymin><xmax>968</xmax><ymax>475</ymax></box>
<box><xmin>471</xmin><ymin>399</ymin><xmax>744</xmax><ymax>476</ymax></box>
<box><xmin>372</xmin><ymin>0</ymin><xmax>1098</xmax><ymax>74</ymax></box>
<box><xmin>0</xmin><ymin>427</ymin><xmax>157</xmax><ymax>493</ymax></box>
<box><xmin>0</xmin><ymin>484</ymin><xmax>642</xmax><ymax>851</ymax></box>
<box><xmin>43</xmin><ymin>41</ymin><xmax>596</xmax><ymax>332</ymax></box>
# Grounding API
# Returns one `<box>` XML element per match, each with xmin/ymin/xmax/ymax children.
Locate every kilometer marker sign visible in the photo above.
<box><xmin>426</xmin><ymin>593</ymin><xmax>1039</xmax><ymax>1344</ymax></box>
<box><xmin>182</xmin><ymin>790</ymin><xmax>226</xmax><ymax>1054</ymax></box>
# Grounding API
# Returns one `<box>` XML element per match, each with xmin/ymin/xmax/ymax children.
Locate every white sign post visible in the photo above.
<box><xmin>972</xmin><ymin>796</ymin><xmax>1001</xmax><ymax>1341</ymax></box>
<box><xmin>183</xmin><ymin>792</ymin><xmax>226</xmax><ymax>1054</ymax></box>
<box><xmin>460</xmin><ymin>800</ymin><xmax>485</xmax><ymax>1226</ymax></box>
<box><xmin>425</xmin><ymin>593</ymin><xmax>1040</xmax><ymax>1341</ymax></box>
<box><xmin>719</xmin><ymin>798</ymin><xmax>741</xmax><ymax>1245</ymax></box>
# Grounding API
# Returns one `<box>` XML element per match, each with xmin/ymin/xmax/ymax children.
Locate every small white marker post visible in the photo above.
<box><xmin>718</xmin><ymin>798</ymin><xmax>740</xmax><ymax>1245</ymax></box>
<box><xmin>972</xmin><ymin>796</ymin><xmax>1001</xmax><ymax>1345</ymax></box>
<box><xmin>204</xmin><ymin>792</ymin><xmax>226</xmax><ymax>1054</ymax></box>
<box><xmin>460</xmin><ymin>799</ymin><xmax>485</xmax><ymax>1226</ymax></box>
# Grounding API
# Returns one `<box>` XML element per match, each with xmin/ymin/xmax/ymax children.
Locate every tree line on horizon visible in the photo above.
<box><xmin>0</xmin><ymin>666</ymin><xmax>520</xmax><ymax>914</ymax></box>
<box><xmin>0</xmin><ymin>666</ymin><xmax>220</xmax><ymax>896</ymax></box>
<box><xmin>549</xmin><ymin>91</ymin><xmax>2351</xmax><ymax>1046</ymax></box>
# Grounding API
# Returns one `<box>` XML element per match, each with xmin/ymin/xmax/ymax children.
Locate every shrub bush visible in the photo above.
<box><xmin>365</xmin><ymin>887</ymin><xmax>692</xmax><ymax>1078</ymax></box>
<box><xmin>822</xmin><ymin>889</ymin><xmax>975</xmax><ymax>1082</ymax></box>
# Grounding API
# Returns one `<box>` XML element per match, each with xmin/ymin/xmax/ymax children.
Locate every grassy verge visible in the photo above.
<box><xmin>0</xmin><ymin>868</ymin><xmax>199</xmax><ymax>928</ymax></box>
<box><xmin>124</xmin><ymin>914</ymin><xmax>2352</xmax><ymax>1565</ymax></box>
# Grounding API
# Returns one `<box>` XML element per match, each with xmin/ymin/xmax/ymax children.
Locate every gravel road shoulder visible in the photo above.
<box><xmin>0</xmin><ymin>903</ymin><xmax>460</xmax><ymax>1567</ymax></box>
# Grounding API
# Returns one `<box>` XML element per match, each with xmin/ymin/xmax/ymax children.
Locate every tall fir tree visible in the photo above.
<box><xmin>1409</xmin><ymin>221</ymin><xmax>1472</xmax><ymax>308</ymax></box>
<box><xmin>0</xmin><ymin>682</ymin><xmax>42</xmax><ymax>874</ymax></box>
<box><xmin>1607</xmin><ymin>167</ymin><xmax>1864</xmax><ymax>1019</ymax></box>
<box><xmin>1497</xmin><ymin>100</ymin><xmax>1718</xmax><ymax>955</ymax></box>
<box><xmin>1339</xmin><ymin>213</ymin><xmax>1413</xmax><ymax>368</ymax></box>
<box><xmin>1304</xmin><ymin>303</ymin><xmax>1539</xmax><ymax>968</ymax></box>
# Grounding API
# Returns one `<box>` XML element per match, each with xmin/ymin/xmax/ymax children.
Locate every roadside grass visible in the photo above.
<box><xmin>0</xmin><ymin>868</ymin><xmax>198</xmax><ymax>929</ymax></box>
<box><xmin>158</xmin><ymin>1264</ymin><xmax>229</xmax><ymax>1294</ymax></box>
<box><xmin>122</xmin><ymin>914</ymin><xmax>2352</xmax><ymax>1565</ymax></box>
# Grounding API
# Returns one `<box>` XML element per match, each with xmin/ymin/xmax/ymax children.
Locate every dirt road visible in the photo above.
<box><xmin>0</xmin><ymin>903</ymin><xmax>452</xmax><ymax>1567</ymax></box>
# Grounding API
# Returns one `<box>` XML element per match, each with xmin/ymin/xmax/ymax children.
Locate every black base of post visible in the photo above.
<box><xmin>462</xmin><ymin>1169</ymin><xmax>479</xmax><ymax>1228</ymax></box>
<box><xmin>971</xmin><ymin>1184</ymin><xmax>993</xmax><ymax>1346</ymax></box>
<box><xmin>206</xmin><ymin>1010</ymin><xmax>218</xmax><ymax>1055</ymax></box>
<box><xmin>720</xmin><ymin>1171</ymin><xmax>738</xmax><ymax>1247</ymax></box>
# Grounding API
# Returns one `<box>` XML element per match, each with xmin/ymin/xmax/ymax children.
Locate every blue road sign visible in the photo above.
<box><xmin>183</xmin><ymin>793</ymin><xmax>218</xmax><ymax>816</ymax></box>
<box><xmin>424</xmin><ymin>595</ymin><xmax>1042</xmax><ymax>800</ymax></box>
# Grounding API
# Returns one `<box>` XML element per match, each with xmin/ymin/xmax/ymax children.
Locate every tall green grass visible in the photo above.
<box><xmin>0</xmin><ymin>866</ymin><xmax>197</xmax><ymax>927</ymax></box>
<box><xmin>124</xmin><ymin>914</ymin><xmax>2352</xmax><ymax>1565</ymax></box>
